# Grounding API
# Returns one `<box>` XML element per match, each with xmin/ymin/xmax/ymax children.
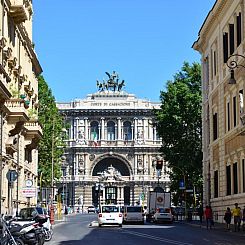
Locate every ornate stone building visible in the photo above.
<box><xmin>193</xmin><ymin>0</ymin><xmax>245</xmax><ymax>221</ymax></box>
<box><xmin>0</xmin><ymin>1</ymin><xmax>42</xmax><ymax>215</ymax></box>
<box><xmin>57</xmin><ymin>72</ymin><xmax>170</xmax><ymax>209</ymax></box>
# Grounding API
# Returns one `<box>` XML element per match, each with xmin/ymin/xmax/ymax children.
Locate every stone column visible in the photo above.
<box><xmin>148</xmin><ymin>119</ymin><xmax>153</xmax><ymax>142</ymax></box>
<box><xmin>101</xmin><ymin>117</ymin><xmax>105</xmax><ymax>140</ymax></box>
<box><xmin>134</xmin><ymin>117</ymin><xmax>138</xmax><ymax>140</ymax></box>
<box><xmin>117</xmin><ymin>117</ymin><xmax>121</xmax><ymax>140</ymax></box>
<box><xmin>84</xmin><ymin>117</ymin><xmax>88</xmax><ymax>140</ymax></box>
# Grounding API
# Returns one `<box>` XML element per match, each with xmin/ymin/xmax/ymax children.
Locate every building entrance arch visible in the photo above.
<box><xmin>91</xmin><ymin>156</ymin><xmax>131</xmax><ymax>206</ymax></box>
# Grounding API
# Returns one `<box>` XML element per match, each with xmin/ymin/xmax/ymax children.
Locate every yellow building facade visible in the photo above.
<box><xmin>193</xmin><ymin>0</ymin><xmax>245</xmax><ymax>221</ymax></box>
<box><xmin>0</xmin><ymin>0</ymin><xmax>42</xmax><ymax>215</ymax></box>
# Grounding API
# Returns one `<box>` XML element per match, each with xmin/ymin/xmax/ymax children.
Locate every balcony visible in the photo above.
<box><xmin>0</xmin><ymin>65</ymin><xmax>11</xmax><ymax>100</ymax></box>
<box><xmin>9</xmin><ymin>0</ymin><xmax>28</xmax><ymax>24</ymax></box>
<box><xmin>23</xmin><ymin>120</ymin><xmax>43</xmax><ymax>140</ymax></box>
<box><xmin>4</xmin><ymin>99</ymin><xmax>29</xmax><ymax>123</ymax></box>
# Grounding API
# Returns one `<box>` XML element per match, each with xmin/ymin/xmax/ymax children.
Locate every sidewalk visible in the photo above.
<box><xmin>181</xmin><ymin>219</ymin><xmax>245</xmax><ymax>237</ymax></box>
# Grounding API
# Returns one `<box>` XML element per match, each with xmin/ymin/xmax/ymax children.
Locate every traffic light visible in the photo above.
<box><xmin>156</xmin><ymin>160</ymin><xmax>163</xmax><ymax>170</ymax></box>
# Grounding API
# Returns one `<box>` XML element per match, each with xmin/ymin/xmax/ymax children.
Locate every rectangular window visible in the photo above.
<box><xmin>223</xmin><ymin>32</ymin><xmax>229</xmax><ymax>63</ymax></box>
<box><xmin>233</xmin><ymin>162</ymin><xmax>238</xmax><ymax>194</ymax></box>
<box><xmin>227</xmin><ymin>102</ymin><xmax>230</xmax><ymax>131</ymax></box>
<box><xmin>242</xmin><ymin>159</ymin><xmax>245</xmax><ymax>192</ymax></box>
<box><xmin>214</xmin><ymin>170</ymin><xmax>218</xmax><ymax>198</ymax></box>
<box><xmin>239</xmin><ymin>90</ymin><xmax>244</xmax><ymax>114</ymax></box>
<box><xmin>213</xmin><ymin>113</ymin><xmax>218</xmax><ymax>141</ymax></box>
<box><xmin>237</xmin><ymin>13</ymin><xmax>242</xmax><ymax>47</ymax></box>
<box><xmin>233</xmin><ymin>96</ymin><xmax>237</xmax><ymax>127</ymax></box>
<box><xmin>229</xmin><ymin>24</ymin><xmax>235</xmax><ymax>55</ymax></box>
<box><xmin>226</xmin><ymin>165</ymin><xmax>231</xmax><ymax>195</ymax></box>
<box><xmin>213</xmin><ymin>51</ymin><xmax>217</xmax><ymax>76</ymax></box>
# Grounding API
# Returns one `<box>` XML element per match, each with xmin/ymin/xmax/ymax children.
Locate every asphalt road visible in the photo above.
<box><xmin>47</xmin><ymin>213</ymin><xmax>245</xmax><ymax>245</ymax></box>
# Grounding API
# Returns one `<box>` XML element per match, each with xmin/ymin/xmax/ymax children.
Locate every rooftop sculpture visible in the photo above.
<box><xmin>97</xmin><ymin>71</ymin><xmax>125</xmax><ymax>92</ymax></box>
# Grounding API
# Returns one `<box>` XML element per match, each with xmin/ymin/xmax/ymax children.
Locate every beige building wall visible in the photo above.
<box><xmin>193</xmin><ymin>0</ymin><xmax>245</xmax><ymax>222</ymax></box>
<box><xmin>0</xmin><ymin>0</ymin><xmax>42</xmax><ymax>215</ymax></box>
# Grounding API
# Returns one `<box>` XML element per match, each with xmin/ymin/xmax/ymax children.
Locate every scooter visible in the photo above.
<box><xmin>7</xmin><ymin>218</ymin><xmax>45</xmax><ymax>245</ymax></box>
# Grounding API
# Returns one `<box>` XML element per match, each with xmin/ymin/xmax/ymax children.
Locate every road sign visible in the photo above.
<box><xmin>179</xmin><ymin>180</ymin><xmax>185</xmax><ymax>190</ymax></box>
<box><xmin>185</xmin><ymin>189</ymin><xmax>193</xmax><ymax>193</ymax></box>
<box><xmin>6</xmin><ymin>170</ymin><xmax>18</xmax><ymax>182</ymax></box>
<box><xmin>22</xmin><ymin>187</ymin><xmax>36</xmax><ymax>197</ymax></box>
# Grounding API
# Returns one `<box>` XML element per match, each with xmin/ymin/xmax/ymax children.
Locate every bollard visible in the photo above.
<box><xmin>50</xmin><ymin>205</ymin><xmax>55</xmax><ymax>225</ymax></box>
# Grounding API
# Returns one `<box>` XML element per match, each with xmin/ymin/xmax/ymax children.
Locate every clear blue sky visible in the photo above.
<box><xmin>33</xmin><ymin>0</ymin><xmax>215</xmax><ymax>103</ymax></box>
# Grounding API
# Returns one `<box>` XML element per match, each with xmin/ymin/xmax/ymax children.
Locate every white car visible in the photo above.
<box><xmin>98</xmin><ymin>205</ymin><xmax>123</xmax><ymax>227</ymax></box>
<box><xmin>123</xmin><ymin>206</ymin><xmax>144</xmax><ymax>224</ymax></box>
<box><xmin>87</xmin><ymin>206</ymin><xmax>96</xmax><ymax>213</ymax></box>
<box><xmin>154</xmin><ymin>207</ymin><xmax>173</xmax><ymax>223</ymax></box>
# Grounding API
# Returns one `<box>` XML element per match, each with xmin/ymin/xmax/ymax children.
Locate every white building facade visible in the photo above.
<box><xmin>193</xmin><ymin>0</ymin><xmax>245</xmax><ymax>221</ymax></box>
<box><xmin>57</xmin><ymin>74</ymin><xmax>170</xmax><ymax>209</ymax></box>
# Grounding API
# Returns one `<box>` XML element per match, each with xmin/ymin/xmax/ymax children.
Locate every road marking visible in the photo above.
<box><xmin>121</xmin><ymin>230</ymin><xmax>193</xmax><ymax>245</ymax></box>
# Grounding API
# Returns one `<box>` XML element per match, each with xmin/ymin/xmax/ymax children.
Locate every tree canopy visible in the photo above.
<box><xmin>155</xmin><ymin>62</ymin><xmax>202</xmax><ymax>205</ymax></box>
<box><xmin>38</xmin><ymin>75</ymin><xmax>65</xmax><ymax>187</ymax></box>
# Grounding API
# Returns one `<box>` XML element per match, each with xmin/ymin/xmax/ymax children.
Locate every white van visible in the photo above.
<box><xmin>123</xmin><ymin>206</ymin><xmax>144</xmax><ymax>224</ymax></box>
<box><xmin>154</xmin><ymin>207</ymin><xmax>173</xmax><ymax>223</ymax></box>
<box><xmin>98</xmin><ymin>205</ymin><xmax>123</xmax><ymax>227</ymax></box>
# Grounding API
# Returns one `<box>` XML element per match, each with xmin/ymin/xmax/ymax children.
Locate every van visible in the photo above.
<box><xmin>123</xmin><ymin>206</ymin><xmax>144</xmax><ymax>224</ymax></box>
<box><xmin>154</xmin><ymin>207</ymin><xmax>173</xmax><ymax>223</ymax></box>
<box><xmin>98</xmin><ymin>205</ymin><xmax>123</xmax><ymax>227</ymax></box>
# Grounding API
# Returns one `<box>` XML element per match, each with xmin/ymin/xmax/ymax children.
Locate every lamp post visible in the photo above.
<box><xmin>226</xmin><ymin>54</ymin><xmax>245</xmax><ymax>84</ymax></box>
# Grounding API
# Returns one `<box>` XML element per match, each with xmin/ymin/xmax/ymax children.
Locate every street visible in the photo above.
<box><xmin>47</xmin><ymin>213</ymin><xmax>245</xmax><ymax>245</ymax></box>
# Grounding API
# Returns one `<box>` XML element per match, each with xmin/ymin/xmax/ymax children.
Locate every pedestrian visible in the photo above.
<box><xmin>197</xmin><ymin>205</ymin><xmax>204</xmax><ymax>226</ymax></box>
<box><xmin>224</xmin><ymin>207</ymin><xmax>232</xmax><ymax>230</ymax></box>
<box><xmin>242</xmin><ymin>206</ymin><xmax>245</xmax><ymax>231</ymax></box>
<box><xmin>204</xmin><ymin>205</ymin><xmax>213</xmax><ymax>229</ymax></box>
<box><xmin>232</xmin><ymin>203</ymin><xmax>241</xmax><ymax>232</ymax></box>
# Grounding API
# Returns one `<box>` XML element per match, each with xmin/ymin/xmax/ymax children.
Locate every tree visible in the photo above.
<box><xmin>38</xmin><ymin>75</ymin><xmax>65</xmax><ymax>187</ymax></box>
<box><xmin>155</xmin><ymin>62</ymin><xmax>202</xmax><ymax>206</ymax></box>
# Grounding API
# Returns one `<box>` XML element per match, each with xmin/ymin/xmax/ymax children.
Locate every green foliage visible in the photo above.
<box><xmin>38</xmin><ymin>75</ymin><xmax>66</xmax><ymax>187</ymax></box>
<box><xmin>155</xmin><ymin>62</ymin><xmax>203</xmax><ymax>206</ymax></box>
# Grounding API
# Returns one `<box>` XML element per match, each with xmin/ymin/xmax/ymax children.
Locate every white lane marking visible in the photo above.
<box><xmin>122</xmin><ymin>230</ymin><xmax>193</xmax><ymax>245</ymax></box>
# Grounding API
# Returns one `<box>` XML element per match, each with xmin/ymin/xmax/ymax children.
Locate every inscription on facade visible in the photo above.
<box><xmin>90</xmin><ymin>102</ymin><xmax>130</xmax><ymax>107</ymax></box>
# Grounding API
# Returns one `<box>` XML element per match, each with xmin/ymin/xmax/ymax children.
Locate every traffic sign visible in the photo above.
<box><xmin>6</xmin><ymin>170</ymin><xmax>18</xmax><ymax>182</ymax></box>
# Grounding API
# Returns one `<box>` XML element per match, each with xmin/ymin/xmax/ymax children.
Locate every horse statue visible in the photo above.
<box><xmin>96</xmin><ymin>71</ymin><xmax>125</xmax><ymax>92</ymax></box>
<box><xmin>118</xmin><ymin>80</ymin><xmax>125</xmax><ymax>91</ymax></box>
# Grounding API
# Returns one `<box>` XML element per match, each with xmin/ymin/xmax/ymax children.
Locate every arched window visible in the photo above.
<box><xmin>107</xmin><ymin>121</ymin><xmax>115</xmax><ymax>140</ymax></box>
<box><xmin>123</xmin><ymin>121</ymin><xmax>132</xmax><ymax>140</ymax></box>
<box><xmin>90</xmin><ymin>121</ymin><xmax>99</xmax><ymax>141</ymax></box>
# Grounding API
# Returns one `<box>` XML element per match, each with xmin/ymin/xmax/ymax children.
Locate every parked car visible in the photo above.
<box><xmin>98</xmin><ymin>205</ymin><xmax>123</xmax><ymax>227</ymax></box>
<box><xmin>123</xmin><ymin>205</ymin><xmax>144</xmax><ymax>224</ymax></box>
<box><xmin>87</xmin><ymin>206</ymin><xmax>96</xmax><ymax>213</ymax></box>
<box><xmin>154</xmin><ymin>207</ymin><xmax>173</xmax><ymax>223</ymax></box>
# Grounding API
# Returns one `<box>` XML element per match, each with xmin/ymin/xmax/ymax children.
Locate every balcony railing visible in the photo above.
<box><xmin>24</xmin><ymin>120</ymin><xmax>43</xmax><ymax>139</ymax></box>
<box><xmin>5</xmin><ymin>99</ymin><xmax>29</xmax><ymax>123</ymax></box>
<box><xmin>9</xmin><ymin>0</ymin><xmax>28</xmax><ymax>24</ymax></box>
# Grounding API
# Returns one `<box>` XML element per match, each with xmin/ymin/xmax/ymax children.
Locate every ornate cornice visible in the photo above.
<box><xmin>193</xmin><ymin>0</ymin><xmax>232</xmax><ymax>52</ymax></box>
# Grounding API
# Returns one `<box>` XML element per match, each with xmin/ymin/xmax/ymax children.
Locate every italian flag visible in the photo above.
<box><xmin>92</xmin><ymin>131</ymin><xmax>98</xmax><ymax>147</ymax></box>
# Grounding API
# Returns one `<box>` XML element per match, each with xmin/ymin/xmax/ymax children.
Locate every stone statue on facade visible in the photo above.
<box><xmin>98</xmin><ymin>165</ymin><xmax>123</xmax><ymax>181</ymax></box>
<box><xmin>97</xmin><ymin>71</ymin><xmax>125</xmax><ymax>92</ymax></box>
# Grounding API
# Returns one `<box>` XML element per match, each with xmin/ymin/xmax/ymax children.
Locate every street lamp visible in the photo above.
<box><xmin>226</xmin><ymin>54</ymin><xmax>245</xmax><ymax>84</ymax></box>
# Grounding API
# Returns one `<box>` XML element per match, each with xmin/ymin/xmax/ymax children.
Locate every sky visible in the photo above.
<box><xmin>33</xmin><ymin>0</ymin><xmax>216</xmax><ymax>103</ymax></box>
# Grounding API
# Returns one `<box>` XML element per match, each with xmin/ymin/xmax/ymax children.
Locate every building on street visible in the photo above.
<box><xmin>56</xmin><ymin>72</ymin><xmax>170</xmax><ymax>210</ymax></box>
<box><xmin>0</xmin><ymin>0</ymin><xmax>42</xmax><ymax>215</ymax></box>
<box><xmin>193</xmin><ymin>0</ymin><xmax>245</xmax><ymax>221</ymax></box>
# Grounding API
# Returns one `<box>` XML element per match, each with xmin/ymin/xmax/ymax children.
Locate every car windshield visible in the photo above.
<box><xmin>126</xmin><ymin>207</ymin><xmax>142</xmax><ymax>212</ymax></box>
<box><xmin>19</xmin><ymin>208</ymin><xmax>35</xmax><ymax>219</ymax></box>
<box><xmin>158</xmin><ymin>208</ymin><xmax>171</xmax><ymax>213</ymax></box>
<box><xmin>102</xmin><ymin>206</ymin><xmax>119</xmax><ymax>213</ymax></box>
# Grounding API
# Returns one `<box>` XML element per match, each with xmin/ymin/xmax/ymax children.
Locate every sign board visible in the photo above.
<box><xmin>179</xmin><ymin>180</ymin><xmax>185</xmax><ymax>190</ymax></box>
<box><xmin>185</xmin><ymin>189</ymin><xmax>193</xmax><ymax>193</ymax></box>
<box><xmin>22</xmin><ymin>187</ymin><xmax>36</xmax><ymax>197</ymax></box>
